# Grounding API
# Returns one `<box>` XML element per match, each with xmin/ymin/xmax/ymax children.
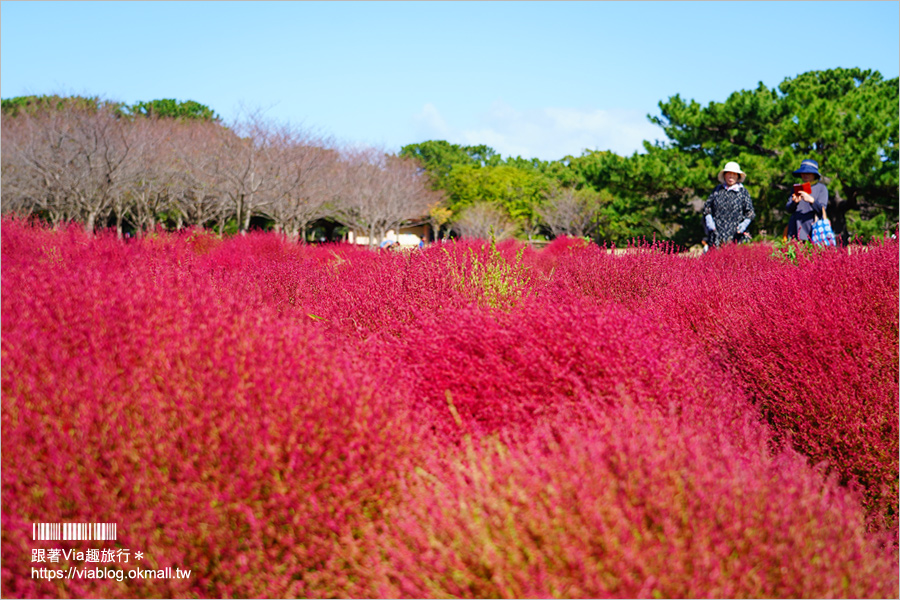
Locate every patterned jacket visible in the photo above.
<box><xmin>703</xmin><ymin>184</ymin><xmax>755</xmax><ymax>247</ymax></box>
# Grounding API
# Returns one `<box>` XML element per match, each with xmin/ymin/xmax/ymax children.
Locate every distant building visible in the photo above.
<box><xmin>346</xmin><ymin>223</ymin><xmax>431</xmax><ymax>248</ymax></box>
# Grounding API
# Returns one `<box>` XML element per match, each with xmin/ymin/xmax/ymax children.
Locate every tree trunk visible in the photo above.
<box><xmin>236</xmin><ymin>194</ymin><xmax>245</xmax><ymax>234</ymax></box>
<box><xmin>241</xmin><ymin>192</ymin><xmax>253</xmax><ymax>234</ymax></box>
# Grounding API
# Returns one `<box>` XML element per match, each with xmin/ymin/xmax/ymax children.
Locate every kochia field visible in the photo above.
<box><xmin>2</xmin><ymin>218</ymin><xmax>897</xmax><ymax>598</ymax></box>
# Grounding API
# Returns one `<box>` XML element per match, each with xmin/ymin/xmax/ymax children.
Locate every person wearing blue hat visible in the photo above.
<box><xmin>786</xmin><ymin>158</ymin><xmax>829</xmax><ymax>241</ymax></box>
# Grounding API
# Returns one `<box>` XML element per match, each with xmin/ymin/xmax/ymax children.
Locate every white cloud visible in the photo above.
<box><xmin>412</xmin><ymin>102</ymin><xmax>451</xmax><ymax>138</ymax></box>
<box><xmin>412</xmin><ymin>100</ymin><xmax>664</xmax><ymax>161</ymax></box>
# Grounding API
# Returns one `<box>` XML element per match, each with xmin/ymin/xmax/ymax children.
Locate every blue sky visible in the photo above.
<box><xmin>2</xmin><ymin>1</ymin><xmax>898</xmax><ymax>161</ymax></box>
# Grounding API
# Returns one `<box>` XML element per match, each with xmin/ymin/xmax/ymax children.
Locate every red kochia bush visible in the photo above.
<box><xmin>657</xmin><ymin>241</ymin><xmax>900</xmax><ymax>533</ymax></box>
<box><xmin>348</xmin><ymin>409</ymin><xmax>898</xmax><ymax>599</ymax></box>
<box><xmin>181</xmin><ymin>235</ymin><xmax>475</xmax><ymax>341</ymax></box>
<box><xmin>2</xmin><ymin>218</ymin><xmax>897</xmax><ymax>598</ymax></box>
<box><xmin>378</xmin><ymin>296</ymin><xmax>756</xmax><ymax>449</ymax></box>
<box><xmin>186</xmin><ymin>236</ymin><xmax>542</xmax><ymax>341</ymax></box>
<box><xmin>1</xmin><ymin>221</ymin><xmax>414</xmax><ymax>598</ymax></box>
<box><xmin>537</xmin><ymin>238</ymin><xmax>899</xmax><ymax>533</ymax></box>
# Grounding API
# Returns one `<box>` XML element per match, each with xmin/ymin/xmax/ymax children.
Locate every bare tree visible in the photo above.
<box><xmin>452</xmin><ymin>202</ymin><xmax>519</xmax><ymax>240</ymax></box>
<box><xmin>2</xmin><ymin>100</ymin><xmax>220</xmax><ymax>235</ymax></box>
<box><xmin>5</xmin><ymin>99</ymin><xmax>429</xmax><ymax>244</ymax></box>
<box><xmin>1</xmin><ymin>104</ymin><xmax>87</xmax><ymax>227</ymax></box>
<box><xmin>170</xmin><ymin>120</ymin><xmax>233</xmax><ymax>231</ymax></box>
<box><xmin>330</xmin><ymin>148</ymin><xmax>437</xmax><ymax>247</ymax></box>
<box><xmin>1</xmin><ymin>114</ymin><xmax>55</xmax><ymax>219</ymax></box>
<box><xmin>1</xmin><ymin>99</ymin><xmax>143</xmax><ymax>233</ymax></box>
<box><xmin>110</xmin><ymin>115</ymin><xmax>169</xmax><ymax>237</ymax></box>
<box><xmin>258</xmin><ymin>127</ymin><xmax>337</xmax><ymax>242</ymax></box>
<box><xmin>63</xmin><ymin>103</ymin><xmax>142</xmax><ymax>233</ymax></box>
<box><xmin>216</xmin><ymin>112</ymin><xmax>287</xmax><ymax>234</ymax></box>
<box><xmin>537</xmin><ymin>187</ymin><xmax>604</xmax><ymax>239</ymax></box>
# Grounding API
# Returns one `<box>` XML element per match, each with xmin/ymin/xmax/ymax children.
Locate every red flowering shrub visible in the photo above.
<box><xmin>2</xmin><ymin>218</ymin><xmax>897</xmax><ymax>598</ymax></box>
<box><xmin>1</xmin><ymin>220</ymin><xmax>415</xmax><ymax>598</ymax></box>
<box><xmin>349</xmin><ymin>411</ymin><xmax>897</xmax><ymax>598</ymax></box>
<box><xmin>537</xmin><ymin>238</ymin><xmax>899</xmax><ymax>532</ymax></box>
<box><xmin>376</xmin><ymin>297</ymin><xmax>753</xmax><ymax>449</ymax></box>
<box><xmin>683</xmin><ymin>242</ymin><xmax>899</xmax><ymax>532</ymax></box>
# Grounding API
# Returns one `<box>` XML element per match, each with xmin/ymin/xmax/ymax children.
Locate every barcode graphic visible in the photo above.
<box><xmin>32</xmin><ymin>523</ymin><xmax>117</xmax><ymax>541</ymax></box>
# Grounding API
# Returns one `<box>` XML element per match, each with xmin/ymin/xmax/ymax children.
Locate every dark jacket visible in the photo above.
<box><xmin>703</xmin><ymin>184</ymin><xmax>755</xmax><ymax>247</ymax></box>
<box><xmin>786</xmin><ymin>181</ymin><xmax>828</xmax><ymax>241</ymax></box>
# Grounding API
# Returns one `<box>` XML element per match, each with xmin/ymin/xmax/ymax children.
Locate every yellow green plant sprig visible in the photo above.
<box><xmin>441</xmin><ymin>231</ymin><xmax>533</xmax><ymax>310</ymax></box>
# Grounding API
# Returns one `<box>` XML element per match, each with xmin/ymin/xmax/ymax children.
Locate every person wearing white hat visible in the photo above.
<box><xmin>786</xmin><ymin>158</ymin><xmax>829</xmax><ymax>241</ymax></box>
<box><xmin>702</xmin><ymin>161</ymin><xmax>756</xmax><ymax>248</ymax></box>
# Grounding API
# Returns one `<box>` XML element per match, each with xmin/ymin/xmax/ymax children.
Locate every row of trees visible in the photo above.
<box><xmin>0</xmin><ymin>96</ymin><xmax>609</xmax><ymax>245</ymax></box>
<box><xmin>1</xmin><ymin>97</ymin><xmax>439</xmax><ymax>246</ymax></box>
<box><xmin>2</xmin><ymin>67</ymin><xmax>897</xmax><ymax>246</ymax></box>
<box><xmin>402</xmin><ymin>67</ymin><xmax>898</xmax><ymax>245</ymax></box>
